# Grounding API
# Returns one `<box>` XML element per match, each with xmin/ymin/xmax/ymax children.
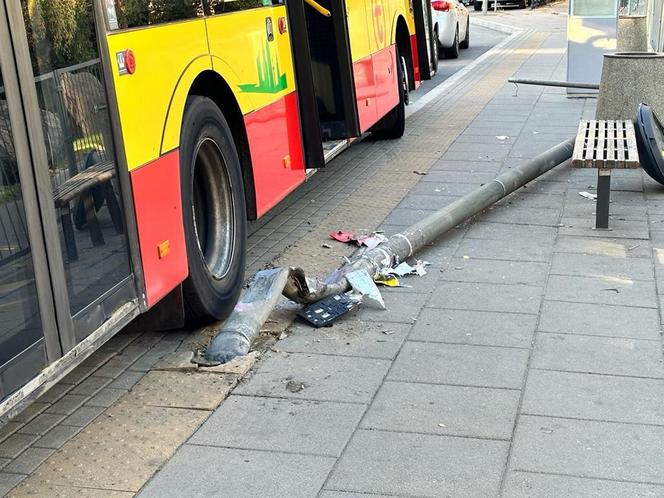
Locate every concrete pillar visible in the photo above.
<box><xmin>596</xmin><ymin>52</ymin><xmax>664</xmax><ymax>120</ymax></box>
<box><xmin>617</xmin><ymin>15</ymin><xmax>649</xmax><ymax>51</ymax></box>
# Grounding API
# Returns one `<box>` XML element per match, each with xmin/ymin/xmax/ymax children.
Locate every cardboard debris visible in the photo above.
<box><xmin>385</xmin><ymin>260</ymin><xmax>430</xmax><ymax>277</ymax></box>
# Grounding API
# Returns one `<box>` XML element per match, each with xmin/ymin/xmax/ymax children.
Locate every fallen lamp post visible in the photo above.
<box><xmin>204</xmin><ymin>137</ymin><xmax>576</xmax><ymax>364</ymax></box>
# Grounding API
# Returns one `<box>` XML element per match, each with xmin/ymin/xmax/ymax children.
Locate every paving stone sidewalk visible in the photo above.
<box><xmin>136</xmin><ymin>5</ymin><xmax>664</xmax><ymax>498</ymax></box>
<box><xmin>5</xmin><ymin>2</ymin><xmax>664</xmax><ymax>497</ymax></box>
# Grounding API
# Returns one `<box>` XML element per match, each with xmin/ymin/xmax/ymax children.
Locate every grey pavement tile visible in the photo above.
<box><xmin>441</xmin><ymin>148</ymin><xmax>511</xmax><ymax>163</ymax></box>
<box><xmin>3</xmin><ymin>447</ymin><xmax>54</xmax><ymax>475</ymax></box>
<box><xmin>559</xmin><ymin>217</ymin><xmax>650</xmax><ymax>240</ymax></box>
<box><xmin>381</xmin><ymin>207</ymin><xmax>435</xmax><ymax>227</ymax></box>
<box><xmin>496</xmin><ymin>192</ymin><xmax>564</xmax><ymax>210</ymax></box>
<box><xmin>396</xmin><ymin>193</ymin><xmax>458</xmax><ymax>211</ymax></box>
<box><xmin>410</xmin><ymin>308</ymin><xmax>536</xmax><ymax>348</ymax></box>
<box><xmin>109</xmin><ymin>370</ymin><xmax>146</xmax><ymax>390</ymax></box>
<box><xmin>32</xmin><ymin>425</ymin><xmax>82</xmax><ymax>450</ymax></box>
<box><xmin>519</xmin><ymin>180</ymin><xmax>570</xmax><ymax>195</ymax></box>
<box><xmin>554</xmin><ymin>236</ymin><xmax>652</xmax><ymax>259</ymax></box>
<box><xmin>190</xmin><ymin>396</ymin><xmax>364</xmax><ymax>457</ymax></box>
<box><xmin>0</xmin><ymin>433</ymin><xmax>38</xmax><ymax>459</ymax></box>
<box><xmin>478</xmin><ymin>206</ymin><xmax>561</xmax><ymax>226</ymax></box>
<box><xmin>428</xmin><ymin>158</ymin><xmax>504</xmax><ymax>172</ymax></box>
<box><xmin>409</xmin><ymin>181</ymin><xmax>480</xmax><ymax>197</ymax></box>
<box><xmin>350</xmin><ymin>292</ymin><xmax>428</xmax><ymax>325</ymax></box>
<box><xmin>503</xmin><ymin>471</ymin><xmax>664</xmax><ymax>497</ymax></box>
<box><xmin>85</xmin><ymin>388</ymin><xmax>129</xmax><ymax>408</ymax></box>
<box><xmin>17</xmin><ymin>413</ymin><xmax>65</xmax><ymax>436</ymax></box>
<box><xmin>281</xmin><ymin>319</ymin><xmax>410</xmax><ymax>360</ymax></box>
<box><xmin>0</xmin><ymin>423</ymin><xmax>21</xmax><ymax>444</ymax></box>
<box><xmin>510</xmin><ymin>415</ymin><xmax>664</xmax><ymax>483</ymax></box>
<box><xmin>69</xmin><ymin>376</ymin><xmax>112</xmax><ymax>396</ymax></box>
<box><xmin>523</xmin><ymin>369</ymin><xmax>664</xmax><ymax>425</ymax></box>
<box><xmin>0</xmin><ymin>458</ymin><xmax>8</xmax><ymax>470</ymax></box>
<box><xmin>440</xmin><ymin>258</ymin><xmax>549</xmax><ymax>286</ymax></box>
<box><xmin>0</xmin><ymin>473</ymin><xmax>25</xmax><ymax>496</ymax></box>
<box><xmin>532</xmin><ymin>333</ymin><xmax>664</xmax><ymax>378</ymax></box>
<box><xmin>136</xmin><ymin>444</ymin><xmax>334</xmax><ymax>498</ymax></box>
<box><xmin>418</xmin><ymin>170</ymin><xmax>498</xmax><ymax>184</ymax></box>
<box><xmin>235</xmin><ymin>352</ymin><xmax>390</xmax><ymax>403</ymax></box>
<box><xmin>60</xmin><ymin>405</ymin><xmax>106</xmax><ymax>427</ymax></box>
<box><xmin>428</xmin><ymin>281</ymin><xmax>543</xmax><ymax>314</ymax></box>
<box><xmin>389</xmin><ymin>342</ymin><xmax>529</xmax><ymax>389</ymax></box>
<box><xmin>59</xmin><ymin>366</ymin><xmax>95</xmax><ymax>385</ymax></box>
<box><xmin>327</xmin><ymin>429</ymin><xmax>508</xmax><ymax>497</ymax></box>
<box><xmin>44</xmin><ymin>394</ymin><xmax>88</xmax><ymax>416</ymax></box>
<box><xmin>320</xmin><ymin>491</ymin><xmax>397</xmax><ymax>498</ymax></box>
<box><xmin>455</xmin><ymin>235</ymin><xmax>553</xmax><ymax>262</ymax></box>
<box><xmin>545</xmin><ymin>274</ymin><xmax>657</xmax><ymax>308</ymax></box>
<box><xmin>362</xmin><ymin>381</ymin><xmax>519</xmax><ymax>440</ymax></box>
<box><xmin>36</xmin><ymin>383</ymin><xmax>73</xmax><ymax>404</ymax></box>
<box><xmin>564</xmin><ymin>200</ymin><xmax>648</xmax><ymax>221</ymax></box>
<box><xmin>10</xmin><ymin>403</ymin><xmax>49</xmax><ymax>424</ymax></box>
<box><xmin>93</xmin><ymin>356</ymin><xmax>138</xmax><ymax>379</ymax></box>
<box><xmin>464</xmin><ymin>221</ymin><xmax>557</xmax><ymax>241</ymax></box>
<box><xmin>538</xmin><ymin>300</ymin><xmax>660</xmax><ymax>340</ymax></box>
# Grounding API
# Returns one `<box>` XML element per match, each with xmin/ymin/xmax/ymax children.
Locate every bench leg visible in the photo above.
<box><xmin>103</xmin><ymin>182</ymin><xmax>124</xmax><ymax>234</ymax></box>
<box><xmin>596</xmin><ymin>168</ymin><xmax>611</xmax><ymax>230</ymax></box>
<box><xmin>60</xmin><ymin>204</ymin><xmax>78</xmax><ymax>261</ymax></box>
<box><xmin>83</xmin><ymin>192</ymin><xmax>105</xmax><ymax>246</ymax></box>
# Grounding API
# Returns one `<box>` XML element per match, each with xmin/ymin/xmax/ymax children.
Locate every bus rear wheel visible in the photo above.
<box><xmin>180</xmin><ymin>96</ymin><xmax>247</xmax><ymax>323</ymax></box>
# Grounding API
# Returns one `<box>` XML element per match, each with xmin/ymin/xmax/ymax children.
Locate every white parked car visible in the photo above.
<box><xmin>431</xmin><ymin>0</ymin><xmax>470</xmax><ymax>59</ymax></box>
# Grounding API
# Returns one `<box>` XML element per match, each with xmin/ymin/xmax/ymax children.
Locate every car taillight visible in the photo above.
<box><xmin>431</xmin><ymin>0</ymin><xmax>451</xmax><ymax>10</ymax></box>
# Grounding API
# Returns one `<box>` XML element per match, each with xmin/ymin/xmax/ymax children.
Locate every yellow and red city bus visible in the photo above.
<box><xmin>0</xmin><ymin>0</ymin><xmax>434</xmax><ymax>420</ymax></box>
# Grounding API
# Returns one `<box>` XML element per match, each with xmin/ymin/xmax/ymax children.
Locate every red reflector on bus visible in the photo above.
<box><xmin>278</xmin><ymin>17</ymin><xmax>287</xmax><ymax>34</ymax></box>
<box><xmin>124</xmin><ymin>49</ymin><xmax>136</xmax><ymax>75</ymax></box>
<box><xmin>431</xmin><ymin>0</ymin><xmax>451</xmax><ymax>10</ymax></box>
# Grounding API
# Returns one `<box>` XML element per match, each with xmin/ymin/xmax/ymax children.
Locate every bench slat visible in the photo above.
<box><xmin>571</xmin><ymin>119</ymin><xmax>639</xmax><ymax>169</ymax></box>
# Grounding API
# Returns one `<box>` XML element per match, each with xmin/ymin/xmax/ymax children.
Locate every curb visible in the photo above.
<box><xmin>470</xmin><ymin>14</ymin><xmax>521</xmax><ymax>34</ymax></box>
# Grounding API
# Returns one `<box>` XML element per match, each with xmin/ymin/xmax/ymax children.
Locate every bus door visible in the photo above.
<box><xmin>287</xmin><ymin>0</ymin><xmax>361</xmax><ymax>164</ymax></box>
<box><xmin>0</xmin><ymin>0</ymin><xmax>138</xmax><ymax>375</ymax></box>
<box><xmin>413</xmin><ymin>0</ymin><xmax>436</xmax><ymax>80</ymax></box>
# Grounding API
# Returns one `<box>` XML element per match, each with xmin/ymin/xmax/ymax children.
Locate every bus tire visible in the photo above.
<box><xmin>371</xmin><ymin>48</ymin><xmax>406</xmax><ymax>139</ymax></box>
<box><xmin>179</xmin><ymin>96</ymin><xmax>247</xmax><ymax>323</ymax></box>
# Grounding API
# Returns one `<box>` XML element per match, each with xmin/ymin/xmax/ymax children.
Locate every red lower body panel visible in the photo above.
<box><xmin>410</xmin><ymin>34</ymin><xmax>421</xmax><ymax>89</ymax></box>
<box><xmin>130</xmin><ymin>150</ymin><xmax>188</xmax><ymax>307</ymax></box>
<box><xmin>353</xmin><ymin>44</ymin><xmax>400</xmax><ymax>133</ymax></box>
<box><xmin>244</xmin><ymin>92</ymin><xmax>305</xmax><ymax>217</ymax></box>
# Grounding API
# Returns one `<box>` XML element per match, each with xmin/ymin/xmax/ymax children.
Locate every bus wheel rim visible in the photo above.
<box><xmin>192</xmin><ymin>137</ymin><xmax>236</xmax><ymax>281</ymax></box>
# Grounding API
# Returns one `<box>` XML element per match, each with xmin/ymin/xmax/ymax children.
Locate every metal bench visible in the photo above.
<box><xmin>53</xmin><ymin>159</ymin><xmax>123</xmax><ymax>261</ymax></box>
<box><xmin>572</xmin><ymin>120</ymin><xmax>640</xmax><ymax>229</ymax></box>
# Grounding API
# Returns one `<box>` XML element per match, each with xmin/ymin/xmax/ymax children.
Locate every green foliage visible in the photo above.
<box><xmin>23</xmin><ymin>0</ymin><xmax>98</xmax><ymax>72</ymax></box>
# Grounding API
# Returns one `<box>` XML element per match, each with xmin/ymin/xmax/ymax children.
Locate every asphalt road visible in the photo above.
<box><xmin>409</xmin><ymin>23</ymin><xmax>508</xmax><ymax>104</ymax></box>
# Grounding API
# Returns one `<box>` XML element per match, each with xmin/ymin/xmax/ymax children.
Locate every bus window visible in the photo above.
<box><xmin>21</xmin><ymin>1</ymin><xmax>133</xmax><ymax>336</ymax></box>
<box><xmin>105</xmin><ymin>0</ymin><xmax>204</xmax><ymax>30</ymax></box>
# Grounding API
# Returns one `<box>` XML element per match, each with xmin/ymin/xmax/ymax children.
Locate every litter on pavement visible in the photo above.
<box><xmin>578</xmin><ymin>191</ymin><xmax>597</xmax><ymax>201</ymax></box>
<box><xmin>329</xmin><ymin>230</ymin><xmax>387</xmax><ymax>250</ymax></box>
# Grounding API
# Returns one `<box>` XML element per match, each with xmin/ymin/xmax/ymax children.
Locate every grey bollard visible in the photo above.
<box><xmin>596</xmin><ymin>52</ymin><xmax>664</xmax><ymax>120</ymax></box>
<box><xmin>617</xmin><ymin>16</ymin><xmax>649</xmax><ymax>52</ymax></box>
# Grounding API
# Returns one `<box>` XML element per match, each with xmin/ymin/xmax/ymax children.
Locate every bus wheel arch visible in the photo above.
<box><xmin>188</xmin><ymin>71</ymin><xmax>257</xmax><ymax>221</ymax></box>
<box><xmin>179</xmin><ymin>95</ymin><xmax>247</xmax><ymax>322</ymax></box>
<box><xmin>394</xmin><ymin>16</ymin><xmax>415</xmax><ymax>92</ymax></box>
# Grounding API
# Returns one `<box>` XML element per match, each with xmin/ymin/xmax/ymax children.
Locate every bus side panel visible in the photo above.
<box><xmin>353</xmin><ymin>55</ymin><xmax>378</xmax><ymax>132</ymax></box>
<box><xmin>373</xmin><ymin>45</ymin><xmax>399</xmax><ymax>118</ymax></box>
<box><xmin>245</xmin><ymin>92</ymin><xmax>305</xmax><ymax>217</ymax></box>
<box><xmin>130</xmin><ymin>151</ymin><xmax>188</xmax><ymax>307</ymax></box>
<box><xmin>207</xmin><ymin>7</ymin><xmax>304</xmax><ymax>216</ymax></box>
<box><xmin>106</xmin><ymin>20</ymin><xmax>210</xmax><ymax>171</ymax></box>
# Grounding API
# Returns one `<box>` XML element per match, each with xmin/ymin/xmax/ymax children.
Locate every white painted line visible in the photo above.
<box><xmin>406</xmin><ymin>22</ymin><xmax>529</xmax><ymax>119</ymax></box>
<box><xmin>470</xmin><ymin>15</ymin><xmax>521</xmax><ymax>34</ymax></box>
